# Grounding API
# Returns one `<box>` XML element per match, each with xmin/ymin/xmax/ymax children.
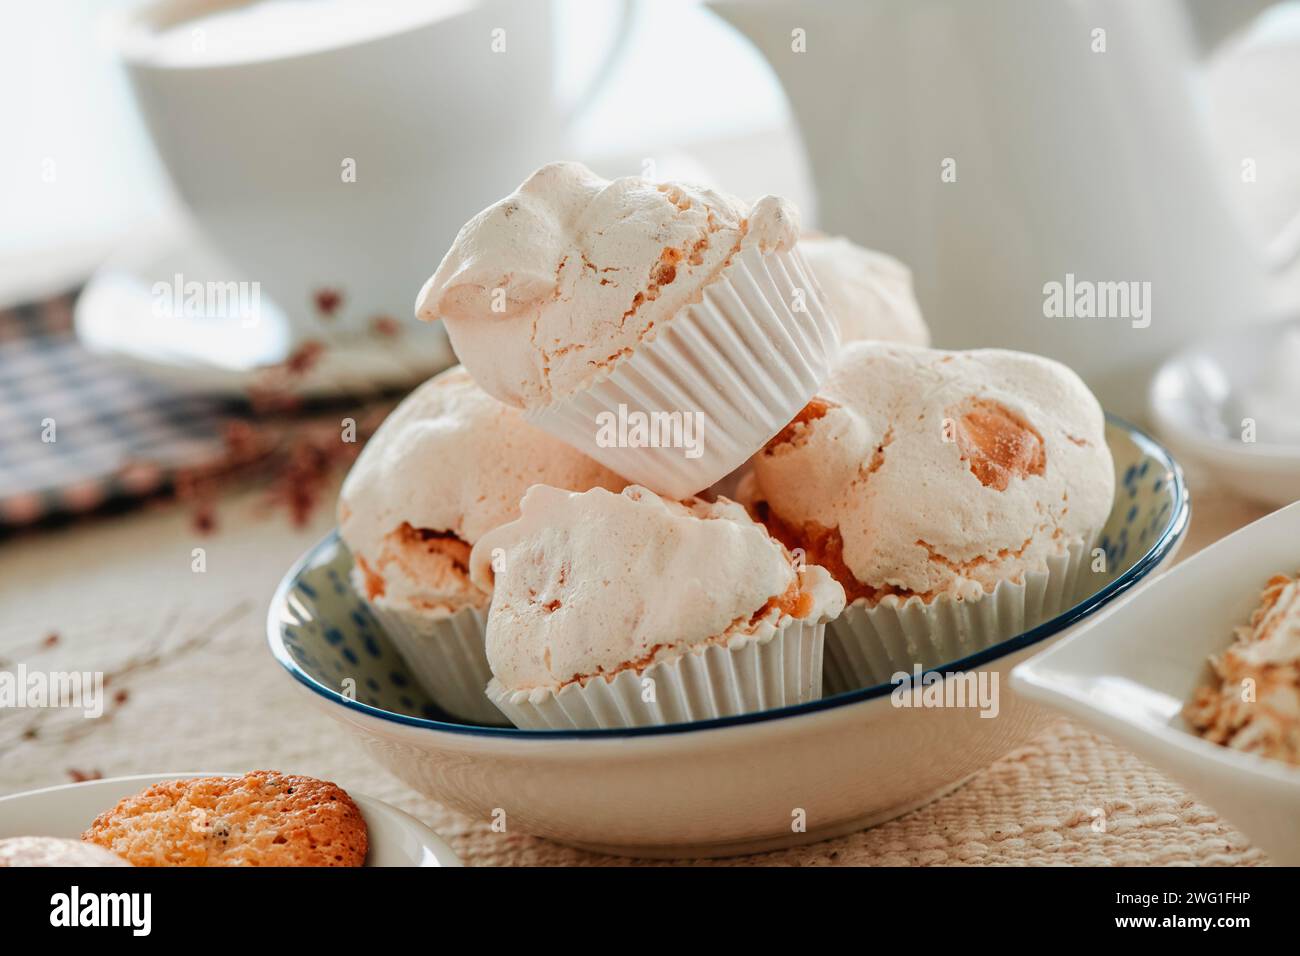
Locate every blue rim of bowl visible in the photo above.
<box><xmin>267</xmin><ymin>413</ymin><xmax>1190</xmax><ymax>740</ymax></box>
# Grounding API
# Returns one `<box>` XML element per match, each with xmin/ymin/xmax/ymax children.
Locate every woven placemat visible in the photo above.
<box><xmin>0</xmin><ymin>570</ymin><xmax>1264</xmax><ymax>867</ymax></box>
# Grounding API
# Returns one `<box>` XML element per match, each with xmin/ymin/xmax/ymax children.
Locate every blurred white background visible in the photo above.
<box><xmin>0</xmin><ymin>0</ymin><xmax>809</xmax><ymax>307</ymax></box>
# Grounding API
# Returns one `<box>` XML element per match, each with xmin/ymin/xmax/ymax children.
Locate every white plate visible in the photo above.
<box><xmin>1012</xmin><ymin>502</ymin><xmax>1300</xmax><ymax>865</ymax></box>
<box><xmin>1149</xmin><ymin>316</ymin><xmax>1300</xmax><ymax>507</ymax></box>
<box><xmin>0</xmin><ymin>773</ymin><xmax>461</xmax><ymax>867</ymax></box>
<box><xmin>74</xmin><ymin>226</ymin><xmax>453</xmax><ymax>399</ymax></box>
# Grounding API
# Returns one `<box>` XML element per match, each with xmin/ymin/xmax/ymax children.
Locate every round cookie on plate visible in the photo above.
<box><xmin>82</xmin><ymin>771</ymin><xmax>367</xmax><ymax>867</ymax></box>
<box><xmin>339</xmin><ymin>366</ymin><xmax>624</xmax><ymax>724</ymax></box>
<box><xmin>416</xmin><ymin>161</ymin><xmax>840</xmax><ymax>498</ymax></box>
<box><xmin>739</xmin><ymin>342</ymin><xmax>1115</xmax><ymax>691</ymax></box>
<box><xmin>799</xmin><ymin>233</ymin><xmax>930</xmax><ymax>347</ymax></box>
<box><xmin>470</xmin><ymin>484</ymin><xmax>845</xmax><ymax>729</ymax></box>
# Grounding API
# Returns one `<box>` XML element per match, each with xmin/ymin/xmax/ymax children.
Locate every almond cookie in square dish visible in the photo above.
<box><xmin>1185</xmin><ymin>571</ymin><xmax>1300</xmax><ymax>767</ymax></box>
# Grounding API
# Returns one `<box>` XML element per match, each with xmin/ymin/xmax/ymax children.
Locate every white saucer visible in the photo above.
<box><xmin>1149</xmin><ymin>315</ymin><xmax>1300</xmax><ymax>507</ymax></box>
<box><xmin>0</xmin><ymin>773</ymin><xmax>462</xmax><ymax>867</ymax></box>
<box><xmin>74</xmin><ymin>227</ymin><xmax>453</xmax><ymax>398</ymax></box>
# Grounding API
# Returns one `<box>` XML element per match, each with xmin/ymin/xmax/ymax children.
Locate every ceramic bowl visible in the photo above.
<box><xmin>1012</xmin><ymin>502</ymin><xmax>1300</xmax><ymax>865</ymax></box>
<box><xmin>1149</xmin><ymin>316</ymin><xmax>1300</xmax><ymax>506</ymax></box>
<box><xmin>0</xmin><ymin>773</ymin><xmax>462</xmax><ymax>867</ymax></box>
<box><xmin>267</xmin><ymin>416</ymin><xmax>1189</xmax><ymax>858</ymax></box>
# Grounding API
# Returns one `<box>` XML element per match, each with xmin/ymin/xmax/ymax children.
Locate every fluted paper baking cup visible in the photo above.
<box><xmin>823</xmin><ymin>539</ymin><xmax>1094</xmax><ymax>695</ymax></box>
<box><xmin>486</xmin><ymin>618</ymin><xmax>826</xmax><ymax>730</ymax></box>
<box><xmin>525</xmin><ymin>245</ymin><xmax>840</xmax><ymax>499</ymax></box>
<box><xmin>363</xmin><ymin>599</ymin><xmax>506</xmax><ymax>726</ymax></box>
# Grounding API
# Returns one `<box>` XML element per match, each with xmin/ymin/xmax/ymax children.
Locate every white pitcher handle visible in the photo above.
<box><xmin>1184</xmin><ymin>0</ymin><xmax>1300</xmax><ymax>271</ymax></box>
<box><xmin>1266</xmin><ymin>211</ymin><xmax>1300</xmax><ymax>274</ymax></box>
<box><xmin>556</xmin><ymin>0</ymin><xmax>635</xmax><ymax>128</ymax></box>
<box><xmin>1182</xmin><ymin>0</ymin><xmax>1277</xmax><ymax>53</ymax></box>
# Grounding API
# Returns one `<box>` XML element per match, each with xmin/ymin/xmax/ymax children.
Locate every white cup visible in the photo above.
<box><xmin>114</xmin><ymin>0</ymin><xmax>626</xmax><ymax>344</ymax></box>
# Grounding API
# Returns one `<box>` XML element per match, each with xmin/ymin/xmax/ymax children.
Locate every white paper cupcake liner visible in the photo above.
<box><xmin>486</xmin><ymin>617</ymin><xmax>827</xmax><ymax>730</ymax></box>
<box><xmin>525</xmin><ymin>245</ymin><xmax>840</xmax><ymax>499</ymax></box>
<box><xmin>823</xmin><ymin>539</ymin><xmax>1094</xmax><ymax>695</ymax></box>
<box><xmin>364</xmin><ymin>599</ymin><xmax>507</xmax><ymax>726</ymax></box>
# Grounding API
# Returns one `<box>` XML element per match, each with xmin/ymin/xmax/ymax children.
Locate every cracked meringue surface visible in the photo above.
<box><xmin>799</xmin><ymin>234</ymin><xmax>930</xmax><ymax>347</ymax></box>
<box><xmin>338</xmin><ymin>366</ymin><xmax>624</xmax><ymax>616</ymax></box>
<box><xmin>416</xmin><ymin>161</ymin><xmax>801</xmax><ymax>410</ymax></box>
<box><xmin>740</xmin><ymin>342</ymin><xmax>1114</xmax><ymax>605</ymax></box>
<box><xmin>469</xmin><ymin>484</ymin><xmax>844</xmax><ymax>694</ymax></box>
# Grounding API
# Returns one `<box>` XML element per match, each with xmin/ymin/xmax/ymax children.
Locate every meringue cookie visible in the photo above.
<box><xmin>470</xmin><ymin>484</ymin><xmax>844</xmax><ymax>693</ymax></box>
<box><xmin>740</xmin><ymin>342</ymin><xmax>1114</xmax><ymax>605</ymax></box>
<box><xmin>416</xmin><ymin>161</ymin><xmax>801</xmax><ymax>410</ymax></box>
<box><xmin>799</xmin><ymin>234</ymin><xmax>930</xmax><ymax>347</ymax></box>
<box><xmin>338</xmin><ymin>366</ymin><xmax>624</xmax><ymax>615</ymax></box>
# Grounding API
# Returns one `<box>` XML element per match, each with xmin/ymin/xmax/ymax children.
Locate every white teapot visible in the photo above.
<box><xmin>710</xmin><ymin>0</ymin><xmax>1298</xmax><ymax>418</ymax></box>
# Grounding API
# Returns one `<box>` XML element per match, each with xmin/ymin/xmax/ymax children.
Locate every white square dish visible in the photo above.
<box><xmin>1012</xmin><ymin>502</ymin><xmax>1300</xmax><ymax>865</ymax></box>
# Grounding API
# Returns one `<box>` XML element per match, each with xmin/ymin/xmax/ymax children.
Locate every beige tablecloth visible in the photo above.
<box><xmin>0</xmin><ymin>476</ymin><xmax>1272</xmax><ymax>866</ymax></box>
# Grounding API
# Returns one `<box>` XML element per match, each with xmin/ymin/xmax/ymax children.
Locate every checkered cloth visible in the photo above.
<box><xmin>0</xmin><ymin>291</ymin><xmax>234</xmax><ymax>527</ymax></box>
